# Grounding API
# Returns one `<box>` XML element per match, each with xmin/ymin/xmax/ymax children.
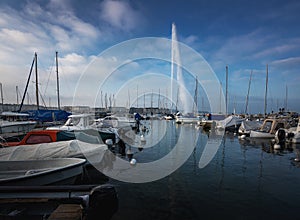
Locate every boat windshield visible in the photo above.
<box><xmin>261</xmin><ymin>121</ymin><xmax>272</xmax><ymax>133</ymax></box>
<box><xmin>65</xmin><ymin>117</ymin><xmax>80</xmax><ymax>126</ymax></box>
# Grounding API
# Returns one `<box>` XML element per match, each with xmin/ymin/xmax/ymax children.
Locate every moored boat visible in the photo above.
<box><xmin>285</xmin><ymin>117</ymin><xmax>300</xmax><ymax>143</ymax></box>
<box><xmin>0</xmin><ymin>158</ymin><xmax>86</xmax><ymax>186</ymax></box>
<box><xmin>238</xmin><ymin>120</ymin><xmax>263</xmax><ymax>136</ymax></box>
<box><xmin>175</xmin><ymin>112</ymin><xmax>201</xmax><ymax>124</ymax></box>
<box><xmin>96</xmin><ymin>115</ymin><xmax>136</xmax><ymax>128</ymax></box>
<box><xmin>0</xmin><ymin>140</ymin><xmax>108</xmax><ymax>164</ymax></box>
<box><xmin>216</xmin><ymin>115</ymin><xmax>244</xmax><ymax>132</ymax></box>
<box><xmin>46</xmin><ymin>114</ymin><xmax>116</xmax><ymax>143</ymax></box>
<box><xmin>249</xmin><ymin>118</ymin><xmax>289</xmax><ymax>138</ymax></box>
<box><xmin>0</xmin><ymin>112</ymin><xmax>36</xmax><ymax>138</ymax></box>
<box><xmin>1</xmin><ymin>129</ymin><xmax>104</xmax><ymax>147</ymax></box>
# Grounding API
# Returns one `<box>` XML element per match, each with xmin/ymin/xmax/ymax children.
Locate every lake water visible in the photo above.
<box><xmin>104</xmin><ymin>120</ymin><xmax>300</xmax><ymax>220</ymax></box>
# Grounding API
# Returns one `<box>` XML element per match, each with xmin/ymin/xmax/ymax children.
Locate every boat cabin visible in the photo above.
<box><xmin>260</xmin><ymin>118</ymin><xmax>289</xmax><ymax>134</ymax></box>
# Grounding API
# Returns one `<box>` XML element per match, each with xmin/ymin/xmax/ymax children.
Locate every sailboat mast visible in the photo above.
<box><xmin>285</xmin><ymin>84</ymin><xmax>288</xmax><ymax>111</ymax></box>
<box><xmin>245</xmin><ymin>70</ymin><xmax>252</xmax><ymax>114</ymax></box>
<box><xmin>264</xmin><ymin>64</ymin><xmax>268</xmax><ymax>116</ymax></box>
<box><xmin>56</xmin><ymin>51</ymin><xmax>61</xmax><ymax>110</ymax></box>
<box><xmin>18</xmin><ymin>55</ymin><xmax>35</xmax><ymax>112</ymax></box>
<box><xmin>225</xmin><ymin>65</ymin><xmax>228</xmax><ymax>116</ymax></box>
<box><xmin>158</xmin><ymin>88</ymin><xmax>160</xmax><ymax>110</ymax></box>
<box><xmin>35</xmin><ymin>52</ymin><xmax>39</xmax><ymax>110</ymax></box>
<box><xmin>16</xmin><ymin>86</ymin><xmax>19</xmax><ymax>105</ymax></box>
<box><xmin>0</xmin><ymin>83</ymin><xmax>3</xmax><ymax>111</ymax></box>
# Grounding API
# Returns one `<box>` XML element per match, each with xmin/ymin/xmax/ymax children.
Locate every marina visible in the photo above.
<box><xmin>0</xmin><ymin>108</ymin><xmax>300</xmax><ymax>219</ymax></box>
<box><xmin>0</xmin><ymin>1</ymin><xmax>299</xmax><ymax>219</ymax></box>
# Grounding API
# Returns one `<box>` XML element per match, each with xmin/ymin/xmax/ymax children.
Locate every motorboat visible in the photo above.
<box><xmin>47</xmin><ymin>114</ymin><xmax>95</xmax><ymax>131</ymax></box>
<box><xmin>163</xmin><ymin>114</ymin><xmax>175</xmax><ymax>120</ymax></box>
<box><xmin>285</xmin><ymin>118</ymin><xmax>300</xmax><ymax>143</ymax></box>
<box><xmin>238</xmin><ymin>120</ymin><xmax>263</xmax><ymax>136</ymax></box>
<box><xmin>46</xmin><ymin>114</ymin><xmax>116</xmax><ymax>143</ymax></box>
<box><xmin>96</xmin><ymin>115</ymin><xmax>136</xmax><ymax>128</ymax></box>
<box><xmin>1</xmin><ymin>129</ymin><xmax>101</xmax><ymax>147</ymax></box>
<box><xmin>0</xmin><ymin>112</ymin><xmax>36</xmax><ymax>138</ymax></box>
<box><xmin>175</xmin><ymin>112</ymin><xmax>201</xmax><ymax>124</ymax></box>
<box><xmin>0</xmin><ymin>158</ymin><xmax>86</xmax><ymax>186</ymax></box>
<box><xmin>249</xmin><ymin>118</ymin><xmax>289</xmax><ymax>138</ymax></box>
<box><xmin>0</xmin><ymin>140</ymin><xmax>108</xmax><ymax>164</ymax></box>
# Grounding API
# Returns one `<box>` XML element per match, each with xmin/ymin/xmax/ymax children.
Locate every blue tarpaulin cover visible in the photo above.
<box><xmin>23</xmin><ymin>109</ymin><xmax>71</xmax><ymax>122</ymax></box>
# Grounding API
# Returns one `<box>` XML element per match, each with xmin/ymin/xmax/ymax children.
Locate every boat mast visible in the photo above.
<box><xmin>0</xmin><ymin>83</ymin><xmax>3</xmax><ymax>112</ymax></box>
<box><xmin>225</xmin><ymin>65</ymin><xmax>228</xmax><ymax>116</ymax></box>
<box><xmin>35</xmin><ymin>52</ymin><xmax>39</xmax><ymax>110</ymax></box>
<box><xmin>245</xmin><ymin>70</ymin><xmax>252</xmax><ymax>114</ymax></box>
<box><xmin>16</xmin><ymin>86</ymin><xmax>19</xmax><ymax>105</ymax></box>
<box><xmin>18</xmin><ymin>54</ymin><xmax>35</xmax><ymax>112</ymax></box>
<box><xmin>285</xmin><ymin>84</ymin><xmax>288</xmax><ymax>111</ymax></box>
<box><xmin>264</xmin><ymin>64</ymin><xmax>268</xmax><ymax>116</ymax></box>
<box><xmin>56</xmin><ymin>51</ymin><xmax>61</xmax><ymax>110</ymax></box>
<box><xmin>158</xmin><ymin>88</ymin><xmax>160</xmax><ymax>110</ymax></box>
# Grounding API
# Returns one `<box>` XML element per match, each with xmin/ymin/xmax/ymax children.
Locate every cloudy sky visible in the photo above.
<box><xmin>0</xmin><ymin>0</ymin><xmax>299</xmax><ymax>114</ymax></box>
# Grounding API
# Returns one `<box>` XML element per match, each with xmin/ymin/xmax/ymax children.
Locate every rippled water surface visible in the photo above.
<box><xmin>108</xmin><ymin>120</ymin><xmax>300</xmax><ymax>220</ymax></box>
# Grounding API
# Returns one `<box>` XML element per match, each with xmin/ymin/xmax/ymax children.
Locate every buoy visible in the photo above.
<box><xmin>105</xmin><ymin>139</ymin><xmax>113</xmax><ymax>146</ymax></box>
<box><xmin>274</xmin><ymin>144</ymin><xmax>281</xmax><ymax>150</ymax></box>
<box><xmin>130</xmin><ymin>158</ymin><xmax>137</xmax><ymax>165</ymax></box>
<box><xmin>294</xmin><ymin>158</ymin><xmax>300</xmax><ymax>162</ymax></box>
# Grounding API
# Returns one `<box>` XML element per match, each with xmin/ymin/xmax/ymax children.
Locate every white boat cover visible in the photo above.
<box><xmin>0</xmin><ymin>140</ymin><xmax>108</xmax><ymax>164</ymax></box>
<box><xmin>217</xmin><ymin>115</ymin><xmax>244</xmax><ymax>129</ymax></box>
<box><xmin>239</xmin><ymin>120</ymin><xmax>262</xmax><ymax>133</ymax></box>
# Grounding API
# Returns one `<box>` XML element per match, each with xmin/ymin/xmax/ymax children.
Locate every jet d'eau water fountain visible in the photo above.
<box><xmin>171</xmin><ymin>23</ymin><xmax>191</xmax><ymax>115</ymax></box>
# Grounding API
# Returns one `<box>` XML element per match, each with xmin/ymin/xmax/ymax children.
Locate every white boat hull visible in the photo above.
<box><xmin>288</xmin><ymin>132</ymin><xmax>300</xmax><ymax>144</ymax></box>
<box><xmin>0</xmin><ymin>121</ymin><xmax>36</xmax><ymax>137</ymax></box>
<box><xmin>250</xmin><ymin>130</ymin><xmax>274</xmax><ymax>138</ymax></box>
<box><xmin>175</xmin><ymin>117</ymin><xmax>200</xmax><ymax>124</ymax></box>
<box><xmin>0</xmin><ymin>158</ymin><xmax>86</xmax><ymax>186</ymax></box>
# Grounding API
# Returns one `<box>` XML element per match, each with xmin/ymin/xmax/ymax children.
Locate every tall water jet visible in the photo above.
<box><xmin>171</xmin><ymin>23</ymin><xmax>190</xmax><ymax>114</ymax></box>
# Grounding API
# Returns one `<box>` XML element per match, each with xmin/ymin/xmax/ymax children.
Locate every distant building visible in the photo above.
<box><xmin>63</xmin><ymin>106</ymin><xmax>90</xmax><ymax>114</ymax></box>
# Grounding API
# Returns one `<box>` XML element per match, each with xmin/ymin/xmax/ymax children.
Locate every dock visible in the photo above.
<box><xmin>0</xmin><ymin>184</ymin><xmax>118</xmax><ymax>219</ymax></box>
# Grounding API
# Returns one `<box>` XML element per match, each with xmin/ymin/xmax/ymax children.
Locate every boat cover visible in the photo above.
<box><xmin>0</xmin><ymin>140</ymin><xmax>108</xmax><ymax>164</ymax></box>
<box><xmin>217</xmin><ymin>115</ymin><xmax>244</xmax><ymax>129</ymax></box>
<box><xmin>23</xmin><ymin>109</ymin><xmax>71</xmax><ymax>122</ymax></box>
<box><xmin>239</xmin><ymin>120</ymin><xmax>262</xmax><ymax>132</ymax></box>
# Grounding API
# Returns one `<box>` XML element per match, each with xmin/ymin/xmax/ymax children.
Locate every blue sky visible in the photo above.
<box><xmin>0</xmin><ymin>0</ymin><xmax>299</xmax><ymax>114</ymax></box>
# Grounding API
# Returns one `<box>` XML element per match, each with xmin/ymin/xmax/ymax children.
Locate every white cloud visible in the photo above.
<box><xmin>182</xmin><ymin>35</ymin><xmax>199</xmax><ymax>45</ymax></box>
<box><xmin>100</xmin><ymin>0</ymin><xmax>141</xmax><ymax>32</ymax></box>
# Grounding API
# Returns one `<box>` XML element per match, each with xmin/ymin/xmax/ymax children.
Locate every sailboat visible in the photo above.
<box><xmin>20</xmin><ymin>52</ymin><xmax>70</xmax><ymax>124</ymax></box>
<box><xmin>0</xmin><ymin>83</ymin><xmax>36</xmax><ymax>138</ymax></box>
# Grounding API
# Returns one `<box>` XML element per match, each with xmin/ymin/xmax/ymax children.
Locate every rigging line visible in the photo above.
<box><xmin>43</xmin><ymin>58</ymin><xmax>55</xmax><ymax>97</ymax></box>
<box><xmin>58</xmin><ymin>58</ymin><xmax>72</xmax><ymax>99</ymax></box>
<box><xmin>38</xmin><ymin>87</ymin><xmax>47</xmax><ymax>109</ymax></box>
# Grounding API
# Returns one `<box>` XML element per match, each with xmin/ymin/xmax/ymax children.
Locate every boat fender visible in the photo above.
<box><xmin>274</xmin><ymin>143</ymin><xmax>281</xmax><ymax>150</ymax></box>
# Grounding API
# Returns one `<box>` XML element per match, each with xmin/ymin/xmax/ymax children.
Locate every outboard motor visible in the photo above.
<box><xmin>275</xmin><ymin>128</ymin><xmax>286</xmax><ymax>144</ymax></box>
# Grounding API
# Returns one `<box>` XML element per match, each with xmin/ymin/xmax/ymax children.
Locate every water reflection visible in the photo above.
<box><xmin>108</xmin><ymin>121</ymin><xmax>300</xmax><ymax>220</ymax></box>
